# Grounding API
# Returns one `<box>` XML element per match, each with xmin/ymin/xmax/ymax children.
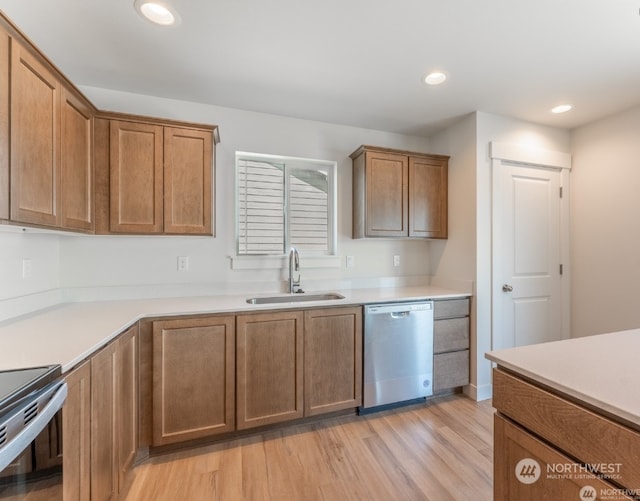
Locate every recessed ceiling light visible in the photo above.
<box><xmin>134</xmin><ymin>0</ymin><xmax>180</xmax><ymax>26</ymax></box>
<box><xmin>551</xmin><ymin>104</ymin><xmax>572</xmax><ymax>114</ymax></box>
<box><xmin>424</xmin><ymin>72</ymin><xmax>447</xmax><ymax>86</ymax></box>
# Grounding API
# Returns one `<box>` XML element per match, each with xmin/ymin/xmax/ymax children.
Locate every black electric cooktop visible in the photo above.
<box><xmin>0</xmin><ymin>365</ymin><xmax>62</xmax><ymax>420</ymax></box>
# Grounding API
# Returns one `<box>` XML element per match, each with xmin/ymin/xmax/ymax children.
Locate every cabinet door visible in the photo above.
<box><xmin>163</xmin><ymin>127</ymin><xmax>213</xmax><ymax>235</ymax></box>
<box><xmin>116</xmin><ymin>324</ymin><xmax>138</xmax><ymax>489</ymax></box>
<box><xmin>236</xmin><ymin>311</ymin><xmax>304</xmax><ymax>429</ymax></box>
<box><xmin>495</xmin><ymin>414</ymin><xmax>633</xmax><ymax>500</ymax></box>
<box><xmin>10</xmin><ymin>42</ymin><xmax>60</xmax><ymax>226</ymax></box>
<box><xmin>91</xmin><ymin>343</ymin><xmax>117</xmax><ymax>501</ymax></box>
<box><xmin>63</xmin><ymin>361</ymin><xmax>91</xmax><ymax>501</ymax></box>
<box><xmin>152</xmin><ymin>316</ymin><xmax>235</xmax><ymax>446</ymax></box>
<box><xmin>304</xmin><ymin>307</ymin><xmax>362</xmax><ymax>416</ymax></box>
<box><xmin>109</xmin><ymin>120</ymin><xmax>163</xmax><ymax>233</ymax></box>
<box><xmin>364</xmin><ymin>151</ymin><xmax>408</xmax><ymax>237</ymax></box>
<box><xmin>60</xmin><ymin>88</ymin><xmax>93</xmax><ymax>232</ymax></box>
<box><xmin>409</xmin><ymin>156</ymin><xmax>448</xmax><ymax>238</ymax></box>
<box><xmin>0</xmin><ymin>24</ymin><xmax>8</xmax><ymax>220</ymax></box>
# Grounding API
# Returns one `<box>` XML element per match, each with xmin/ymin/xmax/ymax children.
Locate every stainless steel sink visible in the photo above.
<box><xmin>246</xmin><ymin>293</ymin><xmax>345</xmax><ymax>305</ymax></box>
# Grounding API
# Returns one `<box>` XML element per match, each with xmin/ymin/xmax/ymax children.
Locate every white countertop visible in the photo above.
<box><xmin>486</xmin><ymin>328</ymin><xmax>640</xmax><ymax>429</ymax></box>
<box><xmin>0</xmin><ymin>285</ymin><xmax>467</xmax><ymax>373</ymax></box>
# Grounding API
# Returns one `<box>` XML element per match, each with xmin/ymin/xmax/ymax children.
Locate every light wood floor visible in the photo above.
<box><xmin>122</xmin><ymin>394</ymin><xmax>494</xmax><ymax>501</ymax></box>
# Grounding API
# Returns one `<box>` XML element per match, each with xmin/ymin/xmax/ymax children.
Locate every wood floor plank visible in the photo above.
<box><xmin>120</xmin><ymin>394</ymin><xmax>493</xmax><ymax>500</ymax></box>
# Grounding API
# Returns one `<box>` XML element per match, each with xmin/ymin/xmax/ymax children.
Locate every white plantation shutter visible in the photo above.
<box><xmin>237</xmin><ymin>159</ymin><xmax>285</xmax><ymax>254</ymax></box>
<box><xmin>237</xmin><ymin>155</ymin><xmax>334</xmax><ymax>256</ymax></box>
<box><xmin>289</xmin><ymin>169</ymin><xmax>329</xmax><ymax>251</ymax></box>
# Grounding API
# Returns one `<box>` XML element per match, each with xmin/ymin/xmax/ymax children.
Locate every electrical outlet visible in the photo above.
<box><xmin>346</xmin><ymin>255</ymin><xmax>355</xmax><ymax>268</ymax></box>
<box><xmin>393</xmin><ymin>255</ymin><xmax>400</xmax><ymax>267</ymax></box>
<box><xmin>22</xmin><ymin>258</ymin><xmax>32</xmax><ymax>279</ymax></box>
<box><xmin>177</xmin><ymin>256</ymin><xmax>189</xmax><ymax>272</ymax></box>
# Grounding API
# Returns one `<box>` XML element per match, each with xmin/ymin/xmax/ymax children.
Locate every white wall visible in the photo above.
<box><xmin>429</xmin><ymin>113</ymin><xmax>479</xmax><ymax>396</ymax></box>
<box><xmin>429</xmin><ymin>111</ymin><xmax>571</xmax><ymax>400</ymax></box>
<box><xmin>570</xmin><ymin>105</ymin><xmax>640</xmax><ymax>337</ymax></box>
<box><xmin>0</xmin><ymin>88</ymin><xmax>438</xmax><ymax>319</ymax></box>
<box><xmin>0</xmin><ymin>228</ymin><xmax>62</xmax><ymax>319</ymax></box>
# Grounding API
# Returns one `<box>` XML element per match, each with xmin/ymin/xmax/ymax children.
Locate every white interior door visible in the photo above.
<box><xmin>492</xmin><ymin>161</ymin><xmax>565</xmax><ymax>350</ymax></box>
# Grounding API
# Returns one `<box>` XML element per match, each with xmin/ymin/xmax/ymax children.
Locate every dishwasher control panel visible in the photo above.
<box><xmin>365</xmin><ymin>302</ymin><xmax>432</xmax><ymax>314</ymax></box>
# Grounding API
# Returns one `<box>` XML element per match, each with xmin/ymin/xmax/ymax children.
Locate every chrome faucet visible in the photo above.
<box><xmin>288</xmin><ymin>247</ymin><xmax>302</xmax><ymax>293</ymax></box>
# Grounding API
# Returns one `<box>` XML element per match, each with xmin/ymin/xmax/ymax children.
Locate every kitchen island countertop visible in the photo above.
<box><xmin>486</xmin><ymin>328</ymin><xmax>640</xmax><ymax>430</ymax></box>
<box><xmin>0</xmin><ymin>285</ymin><xmax>468</xmax><ymax>373</ymax></box>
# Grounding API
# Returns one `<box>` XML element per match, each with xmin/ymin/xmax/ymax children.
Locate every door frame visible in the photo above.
<box><xmin>490</xmin><ymin>142</ymin><xmax>572</xmax><ymax>350</ymax></box>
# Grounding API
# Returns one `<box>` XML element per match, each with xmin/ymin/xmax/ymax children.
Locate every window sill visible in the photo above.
<box><xmin>229</xmin><ymin>254</ymin><xmax>341</xmax><ymax>270</ymax></box>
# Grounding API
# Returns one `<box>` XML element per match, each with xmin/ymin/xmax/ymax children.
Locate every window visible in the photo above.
<box><xmin>236</xmin><ymin>152</ymin><xmax>337</xmax><ymax>256</ymax></box>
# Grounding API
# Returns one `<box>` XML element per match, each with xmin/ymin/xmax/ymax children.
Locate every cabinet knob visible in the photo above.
<box><xmin>502</xmin><ymin>284</ymin><xmax>513</xmax><ymax>292</ymax></box>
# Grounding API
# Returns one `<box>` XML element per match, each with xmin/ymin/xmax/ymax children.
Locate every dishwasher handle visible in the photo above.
<box><xmin>390</xmin><ymin>311</ymin><xmax>410</xmax><ymax>319</ymax></box>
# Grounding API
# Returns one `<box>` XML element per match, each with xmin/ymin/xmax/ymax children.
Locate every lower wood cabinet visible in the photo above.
<box><xmin>152</xmin><ymin>316</ymin><xmax>235</xmax><ymax>446</ymax></box>
<box><xmin>494</xmin><ymin>414</ymin><xmax>632</xmax><ymax>500</ymax></box>
<box><xmin>433</xmin><ymin>350</ymin><xmax>470</xmax><ymax>392</ymax></box>
<box><xmin>236</xmin><ymin>311</ymin><xmax>304</xmax><ymax>430</ymax></box>
<box><xmin>63</xmin><ymin>324</ymin><xmax>138</xmax><ymax>500</ymax></box>
<box><xmin>116</xmin><ymin>325</ymin><xmax>138</xmax><ymax>489</ymax></box>
<box><xmin>433</xmin><ymin>298</ymin><xmax>470</xmax><ymax>392</ymax></box>
<box><xmin>63</xmin><ymin>361</ymin><xmax>91</xmax><ymax>501</ymax></box>
<box><xmin>150</xmin><ymin>306</ymin><xmax>363</xmax><ymax>440</ymax></box>
<box><xmin>90</xmin><ymin>341</ymin><xmax>117</xmax><ymax>501</ymax></box>
<box><xmin>493</xmin><ymin>368</ymin><xmax>637</xmax><ymax>500</ymax></box>
<box><xmin>304</xmin><ymin>307</ymin><xmax>362</xmax><ymax>416</ymax></box>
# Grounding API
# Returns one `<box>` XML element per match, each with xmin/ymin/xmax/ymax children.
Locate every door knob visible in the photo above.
<box><xmin>502</xmin><ymin>284</ymin><xmax>513</xmax><ymax>292</ymax></box>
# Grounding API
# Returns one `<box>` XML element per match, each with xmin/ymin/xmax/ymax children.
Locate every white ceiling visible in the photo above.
<box><xmin>2</xmin><ymin>0</ymin><xmax>640</xmax><ymax>137</ymax></box>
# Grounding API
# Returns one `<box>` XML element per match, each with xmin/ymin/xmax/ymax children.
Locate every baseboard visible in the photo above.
<box><xmin>463</xmin><ymin>383</ymin><xmax>493</xmax><ymax>402</ymax></box>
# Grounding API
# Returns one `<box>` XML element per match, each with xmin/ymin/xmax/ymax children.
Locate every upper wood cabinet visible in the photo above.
<box><xmin>60</xmin><ymin>88</ymin><xmax>94</xmax><ymax>231</ymax></box>
<box><xmin>95</xmin><ymin>114</ymin><xmax>215</xmax><ymax>235</ymax></box>
<box><xmin>164</xmin><ymin>126</ymin><xmax>213</xmax><ymax>234</ymax></box>
<box><xmin>1</xmin><ymin>11</ymin><xmax>218</xmax><ymax>235</ymax></box>
<box><xmin>0</xmin><ymin>24</ymin><xmax>9</xmax><ymax>221</ymax></box>
<box><xmin>10</xmin><ymin>42</ymin><xmax>60</xmax><ymax>227</ymax></box>
<box><xmin>351</xmin><ymin>145</ymin><xmax>449</xmax><ymax>239</ymax></box>
<box><xmin>2</xmin><ymin>15</ymin><xmax>95</xmax><ymax>232</ymax></box>
<box><xmin>108</xmin><ymin>119</ymin><xmax>164</xmax><ymax>233</ymax></box>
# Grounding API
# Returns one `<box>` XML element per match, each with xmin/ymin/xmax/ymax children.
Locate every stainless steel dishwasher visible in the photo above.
<box><xmin>361</xmin><ymin>301</ymin><xmax>434</xmax><ymax>411</ymax></box>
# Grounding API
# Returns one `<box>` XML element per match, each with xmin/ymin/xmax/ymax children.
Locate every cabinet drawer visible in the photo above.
<box><xmin>434</xmin><ymin>317</ymin><xmax>469</xmax><ymax>354</ymax></box>
<box><xmin>433</xmin><ymin>298</ymin><xmax>469</xmax><ymax>319</ymax></box>
<box><xmin>493</xmin><ymin>368</ymin><xmax>640</xmax><ymax>490</ymax></box>
<box><xmin>433</xmin><ymin>350</ymin><xmax>469</xmax><ymax>392</ymax></box>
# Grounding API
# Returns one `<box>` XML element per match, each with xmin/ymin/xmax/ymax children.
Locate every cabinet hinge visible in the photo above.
<box><xmin>560</xmin><ymin>264</ymin><xmax>563</xmax><ymax>275</ymax></box>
